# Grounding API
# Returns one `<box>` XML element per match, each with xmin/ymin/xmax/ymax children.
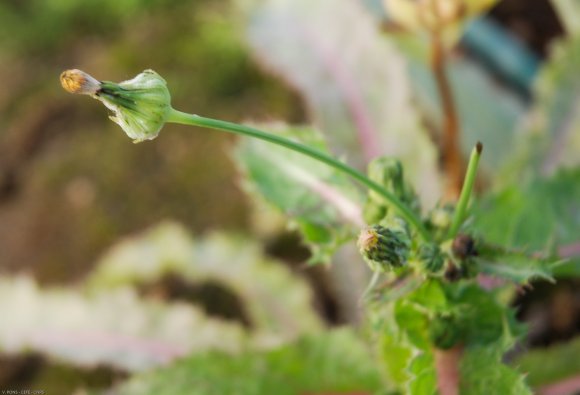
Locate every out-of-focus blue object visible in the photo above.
<box><xmin>462</xmin><ymin>17</ymin><xmax>541</xmax><ymax>97</ymax></box>
<box><xmin>361</xmin><ymin>0</ymin><xmax>387</xmax><ymax>19</ymax></box>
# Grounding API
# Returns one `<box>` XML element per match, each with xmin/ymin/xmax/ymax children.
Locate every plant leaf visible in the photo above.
<box><xmin>407</xmin><ymin>352</ymin><xmax>437</xmax><ymax>395</ymax></box>
<box><xmin>474</xmin><ymin>242</ymin><xmax>559</xmax><ymax>284</ymax></box>
<box><xmin>111</xmin><ymin>329</ymin><xmax>382</xmax><ymax>395</ymax></box>
<box><xmin>0</xmin><ymin>275</ymin><xmax>245</xmax><ymax>372</ymax></box>
<box><xmin>234</xmin><ymin>125</ymin><xmax>364</xmax><ymax>262</ymax></box>
<box><xmin>471</xmin><ymin>169</ymin><xmax>580</xmax><ymax>277</ymax></box>
<box><xmin>461</xmin><ymin>345</ymin><xmax>531</xmax><ymax>395</ymax></box>
<box><xmin>458</xmin><ymin>294</ymin><xmax>531</xmax><ymax>395</ymax></box>
<box><xmin>239</xmin><ymin>0</ymin><xmax>442</xmax><ymax>207</ymax></box>
<box><xmin>89</xmin><ymin>222</ymin><xmax>324</xmax><ymax>339</ymax></box>
<box><xmin>475</xmin><ymin>254</ymin><xmax>557</xmax><ymax>285</ymax></box>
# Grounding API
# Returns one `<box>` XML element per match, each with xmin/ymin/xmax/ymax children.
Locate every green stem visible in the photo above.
<box><xmin>167</xmin><ymin>108</ymin><xmax>431</xmax><ymax>241</ymax></box>
<box><xmin>448</xmin><ymin>142</ymin><xmax>483</xmax><ymax>239</ymax></box>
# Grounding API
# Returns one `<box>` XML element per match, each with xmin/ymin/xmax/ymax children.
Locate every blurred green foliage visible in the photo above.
<box><xmin>113</xmin><ymin>329</ymin><xmax>382</xmax><ymax>395</ymax></box>
<box><xmin>0</xmin><ymin>0</ymin><xmax>303</xmax><ymax>282</ymax></box>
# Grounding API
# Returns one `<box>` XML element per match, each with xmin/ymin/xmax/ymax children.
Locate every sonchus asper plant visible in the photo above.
<box><xmin>61</xmin><ymin>69</ymin><xmax>558</xmax><ymax>394</ymax></box>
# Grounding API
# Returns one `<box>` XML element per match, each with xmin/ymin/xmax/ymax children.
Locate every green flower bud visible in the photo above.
<box><xmin>417</xmin><ymin>243</ymin><xmax>445</xmax><ymax>273</ymax></box>
<box><xmin>357</xmin><ymin>224</ymin><xmax>410</xmax><ymax>272</ymax></box>
<box><xmin>60</xmin><ymin>69</ymin><xmax>171</xmax><ymax>143</ymax></box>
<box><xmin>428</xmin><ymin>203</ymin><xmax>455</xmax><ymax>230</ymax></box>
<box><xmin>365</xmin><ymin>157</ymin><xmax>420</xmax><ymax>217</ymax></box>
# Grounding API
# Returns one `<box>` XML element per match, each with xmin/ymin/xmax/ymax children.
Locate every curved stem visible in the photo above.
<box><xmin>167</xmin><ymin>108</ymin><xmax>431</xmax><ymax>241</ymax></box>
<box><xmin>448</xmin><ymin>142</ymin><xmax>482</xmax><ymax>239</ymax></box>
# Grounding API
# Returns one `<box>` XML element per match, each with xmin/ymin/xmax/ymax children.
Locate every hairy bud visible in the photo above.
<box><xmin>418</xmin><ymin>243</ymin><xmax>445</xmax><ymax>274</ymax></box>
<box><xmin>357</xmin><ymin>224</ymin><xmax>410</xmax><ymax>272</ymax></box>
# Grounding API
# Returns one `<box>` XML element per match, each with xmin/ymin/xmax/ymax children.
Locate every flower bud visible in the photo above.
<box><xmin>60</xmin><ymin>69</ymin><xmax>171</xmax><ymax>143</ymax></box>
<box><xmin>428</xmin><ymin>203</ymin><xmax>454</xmax><ymax>230</ymax></box>
<box><xmin>444</xmin><ymin>261</ymin><xmax>462</xmax><ymax>282</ymax></box>
<box><xmin>452</xmin><ymin>234</ymin><xmax>476</xmax><ymax>260</ymax></box>
<box><xmin>60</xmin><ymin>69</ymin><xmax>100</xmax><ymax>95</ymax></box>
<box><xmin>357</xmin><ymin>224</ymin><xmax>410</xmax><ymax>272</ymax></box>
<box><xmin>417</xmin><ymin>242</ymin><xmax>445</xmax><ymax>274</ymax></box>
<box><xmin>365</xmin><ymin>157</ymin><xmax>420</xmax><ymax>218</ymax></box>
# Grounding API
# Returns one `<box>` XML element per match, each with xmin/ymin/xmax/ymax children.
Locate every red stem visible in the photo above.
<box><xmin>434</xmin><ymin>347</ymin><xmax>462</xmax><ymax>395</ymax></box>
<box><xmin>431</xmin><ymin>33</ymin><xmax>463</xmax><ymax>199</ymax></box>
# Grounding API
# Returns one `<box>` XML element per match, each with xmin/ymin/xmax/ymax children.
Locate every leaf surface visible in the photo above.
<box><xmin>235</xmin><ymin>125</ymin><xmax>364</xmax><ymax>262</ymax></box>
<box><xmin>90</xmin><ymin>222</ymin><xmax>324</xmax><ymax>338</ymax></box>
<box><xmin>240</xmin><ymin>0</ymin><xmax>442</xmax><ymax>206</ymax></box>
<box><xmin>472</xmin><ymin>169</ymin><xmax>580</xmax><ymax>277</ymax></box>
<box><xmin>112</xmin><ymin>329</ymin><xmax>382</xmax><ymax>395</ymax></box>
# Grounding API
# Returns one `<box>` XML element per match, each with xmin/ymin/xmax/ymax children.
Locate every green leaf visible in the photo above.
<box><xmin>513</xmin><ymin>336</ymin><xmax>580</xmax><ymax>388</ymax></box>
<box><xmin>461</xmin><ymin>345</ymin><xmax>531</xmax><ymax>395</ymax></box>
<box><xmin>235</xmin><ymin>125</ymin><xmax>364</xmax><ymax>262</ymax></box>
<box><xmin>407</xmin><ymin>352</ymin><xmax>437</xmax><ymax>395</ymax></box>
<box><xmin>380</xmin><ymin>331</ymin><xmax>413</xmax><ymax>386</ymax></box>
<box><xmin>394</xmin><ymin>299</ymin><xmax>430</xmax><ymax>350</ymax></box>
<box><xmin>89</xmin><ymin>222</ymin><xmax>324</xmax><ymax>338</ymax></box>
<box><xmin>391</xmin><ymin>280</ymin><xmax>448</xmax><ymax>351</ymax></box>
<box><xmin>111</xmin><ymin>329</ymin><xmax>383</xmax><ymax>395</ymax></box>
<box><xmin>474</xmin><ymin>241</ymin><xmax>559</xmax><ymax>284</ymax></box>
<box><xmin>472</xmin><ymin>169</ymin><xmax>580</xmax><ymax>278</ymax></box>
<box><xmin>446</xmin><ymin>284</ymin><xmax>508</xmax><ymax>347</ymax></box>
<box><xmin>374</xmin><ymin>303</ymin><xmax>415</xmax><ymax>390</ymax></box>
<box><xmin>459</xmin><ymin>293</ymin><xmax>530</xmax><ymax>394</ymax></box>
<box><xmin>407</xmin><ymin>279</ymin><xmax>447</xmax><ymax>309</ymax></box>
<box><xmin>239</xmin><ymin>0</ymin><xmax>442</xmax><ymax>207</ymax></box>
<box><xmin>475</xmin><ymin>254</ymin><xmax>557</xmax><ymax>285</ymax></box>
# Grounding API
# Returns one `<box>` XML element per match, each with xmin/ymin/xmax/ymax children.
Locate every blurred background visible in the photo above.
<box><xmin>0</xmin><ymin>0</ymin><xmax>578</xmax><ymax>393</ymax></box>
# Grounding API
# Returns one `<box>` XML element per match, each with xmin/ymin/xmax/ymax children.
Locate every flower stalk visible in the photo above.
<box><xmin>60</xmin><ymin>69</ymin><xmax>431</xmax><ymax>240</ymax></box>
<box><xmin>168</xmin><ymin>109</ymin><xmax>431</xmax><ymax>240</ymax></box>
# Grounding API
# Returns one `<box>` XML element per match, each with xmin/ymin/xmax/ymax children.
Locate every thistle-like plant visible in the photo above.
<box><xmin>61</xmin><ymin>69</ymin><xmax>560</xmax><ymax>394</ymax></box>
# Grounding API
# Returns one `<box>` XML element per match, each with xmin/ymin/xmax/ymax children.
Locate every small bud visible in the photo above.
<box><xmin>60</xmin><ymin>69</ymin><xmax>172</xmax><ymax>143</ymax></box>
<box><xmin>365</xmin><ymin>157</ymin><xmax>420</xmax><ymax>217</ymax></box>
<box><xmin>357</xmin><ymin>224</ymin><xmax>410</xmax><ymax>272</ymax></box>
<box><xmin>443</xmin><ymin>261</ymin><xmax>462</xmax><ymax>282</ymax></box>
<box><xmin>451</xmin><ymin>234</ymin><xmax>476</xmax><ymax>260</ymax></box>
<box><xmin>418</xmin><ymin>243</ymin><xmax>445</xmax><ymax>273</ymax></box>
<box><xmin>428</xmin><ymin>204</ymin><xmax>455</xmax><ymax>230</ymax></box>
